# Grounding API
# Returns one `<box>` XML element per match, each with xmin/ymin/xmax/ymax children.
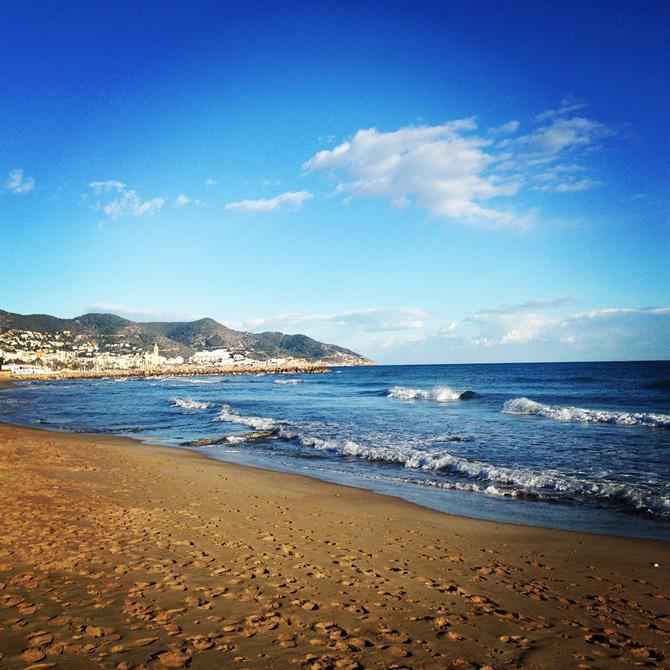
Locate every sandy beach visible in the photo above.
<box><xmin>0</xmin><ymin>422</ymin><xmax>668</xmax><ymax>670</ymax></box>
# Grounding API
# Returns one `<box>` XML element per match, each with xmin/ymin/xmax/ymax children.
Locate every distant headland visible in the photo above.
<box><xmin>0</xmin><ymin>309</ymin><xmax>372</xmax><ymax>379</ymax></box>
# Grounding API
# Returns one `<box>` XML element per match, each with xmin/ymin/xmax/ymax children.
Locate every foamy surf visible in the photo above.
<box><xmin>7</xmin><ymin>360</ymin><xmax>668</xmax><ymax>538</ymax></box>
<box><xmin>208</xmin><ymin>404</ymin><xmax>670</xmax><ymax>518</ymax></box>
<box><xmin>216</xmin><ymin>405</ymin><xmax>277</xmax><ymax>430</ymax></box>
<box><xmin>503</xmin><ymin>397</ymin><xmax>670</xmax><ymax>428</ymax></box>
<box><xmin>171</xmin><ymin>397</ymin><xmax>215</xmax><ymax>410</ymax></box>
<box><xmin>387</xmin><ymin>386</ymin><xmax>475</xmax><ymax>402</ymax></box>
<box><xmin>274</xmin><ymin>379</ymin><xmax>303</xmax><ymax>385</ymax></box>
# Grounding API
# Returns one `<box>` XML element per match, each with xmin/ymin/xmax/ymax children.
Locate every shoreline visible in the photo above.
<box><xmin>1</xmin><ymin>375</ymin><xmax>668</xmax><ymax>542</ymax></box>
<box><xmin>0</xmin><ymin>421</ymin><xmax>668</xmax><ymax>668</ymax></box>
<box><xmin>3</xmin><ymin>419</ymin><xmax>664</xmax><ymax>544</ymax></box>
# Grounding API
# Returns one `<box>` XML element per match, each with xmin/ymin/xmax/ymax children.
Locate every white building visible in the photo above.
<box><xmin>164</xmin><ymin>356</ymin><xmax>184</xmax><ymax>366</ymax></box>
<box><xmin>143</xmin><ymin>343</ymin><xmax>166</xmax><ymax>368</ymax></box>
<box><xmin>190</xmin><ymin>349</ymin><xmax>233</xmax><ymax>366</ymax></box>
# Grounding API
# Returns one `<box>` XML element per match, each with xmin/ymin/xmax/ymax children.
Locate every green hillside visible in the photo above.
<box><xmin>0</xmin><ymin>310</ymin><xmax>371</xmax><ymax>364</ymax></box>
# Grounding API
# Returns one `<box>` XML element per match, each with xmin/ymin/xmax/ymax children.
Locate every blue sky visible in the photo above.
<box><xmin>1</xmin><ymin>0</ymin><xmax>668</xmax><ymax>363</ymax></box>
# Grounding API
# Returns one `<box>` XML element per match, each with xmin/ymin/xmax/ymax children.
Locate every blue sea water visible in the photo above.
<box><xmin>1</xmin><ymin>361</ymin><xmax>669</xmax><ymax>540</ymax></box>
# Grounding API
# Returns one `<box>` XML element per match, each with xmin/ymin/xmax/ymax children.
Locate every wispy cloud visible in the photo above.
<box><xmin>6</xmin><ymin>169</ymin><xmax>35</xmax><ymax>194</ymax></box>
<box><xmin>90</xmin><ymin>182</ymin><xmax>165</xmax><ymax>220</ymax></box>
<box><xmin>304</xmin><ymin>98</ymin><xmax>612</xmax><ymax>227</ymax></box>
<box><xmin>471</xmin><ymin>297</ymin><xmax>576</xmax><ymax>319</ymax></box>
<box><xmin>454</xmin><ymin>303</ymin><xmax>669</xmax><ymax>351</ymax></box>
<box><xmin>205</xmin><ymin>178</ymin><xmax>217</xmax><ymax>187</ymax></box>
<box><xmin>240</xmin><ymin>307</ymin><xmax>429</xmax><ymax>333</ymax></box>
<box><xmin>103</xmin><ymin>191</ymin><xmax>165</xmax><ymax>219</ymax></box>
<box><xmin>89</xmin><ymin>180</ymin><xmax>125</xmax><ymax>194</ymax></box>
<box><xmin>175</xmin><ymin>194</ymin><xmax>190</xmax><ymax>206</ymax></box>
<box><xmin>225</xmin><ymin>190</ymin><xmax>312</xmax><ymax>213</ymax></box>
<box><xmin>463</xmin><ymin>297</ymin><xmax>577</xmax><ymax>344</ymax></box>
<box><xmin>489</xmin><ymin>120</ymin><xmax>520</xmax><ymax>135</ymax></box>
<box><xmin>534</xmin><ymin>94</ymin><xmax>588</xmax><ymax>123</ymax></box>
<box><xmin>374</xmin><ymin>302</ymin><xmax>670</xmax><ymax>363</ymax></box>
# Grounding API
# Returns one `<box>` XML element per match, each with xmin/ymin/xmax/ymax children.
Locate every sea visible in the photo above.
<box><xmin>1</xmin><ymin>361</ymin><xmax>669</xmax><ymax>541</ymax></box>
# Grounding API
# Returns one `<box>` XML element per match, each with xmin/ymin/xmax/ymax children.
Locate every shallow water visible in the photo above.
<box><xmin>1</xmin><ymin>361</ymin><xmax>669</xmax><ymax>540</ymax></box>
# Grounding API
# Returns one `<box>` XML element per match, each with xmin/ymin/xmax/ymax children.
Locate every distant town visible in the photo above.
<box><xmin>0</xmin><ymin>329</ymin><xmax>310</xmax><ymax>376</ymax></box>
<box><xmin>0</xmin><ymin>310</ymin><xmax>371</xmax><ymax>378</ymax></box>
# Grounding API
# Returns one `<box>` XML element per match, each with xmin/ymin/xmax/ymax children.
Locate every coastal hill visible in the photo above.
<box><xmin>0</xmin><ymin>309</ymin><xmax>372</xmax><ymax>368</ymax></box>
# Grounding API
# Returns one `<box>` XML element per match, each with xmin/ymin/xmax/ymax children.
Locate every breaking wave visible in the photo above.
<box><xmin>387</xmin><ymin>386</ymin><xmax>476</xmax><ymax>402</ymax></box>
<box><xmin>503</xmin><ymin>397</ymin><xmax>670</xmax><ymax>429</ymax></box>
<box><xmin>171</xmin><ymin>397</ymin><xmax>215</xmax><ymax>410</ymax></box>
<box><xmin>216</xmin><ymin>405</ymin><xmax>277</xmax><ymax>430</ymax></box>
<box><xmin>274</xmin><ymin>379</ymin><xmax>304</xmax><ymax>385</ymax></box>
<box><xmin>209</xmin><ymin>404</ymin><xmax>669</xmax><ymax>518</ymax></box>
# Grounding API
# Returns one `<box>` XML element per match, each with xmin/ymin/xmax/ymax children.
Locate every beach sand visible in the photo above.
<box><xmin>0</xmin><ymin>422</ymin><xmax>668</xmax><ymax>669</ymax></box>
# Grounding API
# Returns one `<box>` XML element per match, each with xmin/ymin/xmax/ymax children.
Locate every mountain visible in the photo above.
<box><xmin>0</xmin><ymin>310</ymin><xmax>371</xmax><ymax>365</ymax></box>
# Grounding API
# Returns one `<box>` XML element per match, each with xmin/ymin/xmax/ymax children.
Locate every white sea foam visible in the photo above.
<box><xmin>221</xmin><ymin>435</ymin><xmax>248</xmax><ymax>445</ymax></box>
<box><xmin>171</xmin><ymin>397</ymin><xmax>214</xmax><ymax>410</ymax></box>
<box><xmin>503</xmin><ymin>397</ymin><xmax>670</xmax><ymax>428</ymax></box>
<box><xmin>387</xmin><ymin>385</ymin><xmax>461</xmax><ymax>402</ymax></box>
<box><xmin>210</xmin><ymin>404</ymin><xmax>670</xmax><ymax>517</ymax></box>
<box><xmin>216</xmin><ymin>405</ymin><xmax>277</xmax><ymax>430</ymax></box>
<box><xmin>274</xmin><ymin>379</ymin><xmax>303</xmax><ymax>385</ymax></box>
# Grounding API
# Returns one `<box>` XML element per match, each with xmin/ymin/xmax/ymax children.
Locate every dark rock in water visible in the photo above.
<box><xmin>181</xmin><ymin>436</ymin><xmax>228</xmax><ymax>447</ymax></box>
<box><xmin>459</xmin><ymin>390</ymin><xmax>479</xmax><ymax>400</ymax></box>
<box><xmin>181</xmin><ymin>429</ymin><xmax>275</xmax><ymax>447</ymax></box>
<box><xmin>239</xmin><ymin>430</ymin><xmax>275</xmax><ymax>441</ymax></box>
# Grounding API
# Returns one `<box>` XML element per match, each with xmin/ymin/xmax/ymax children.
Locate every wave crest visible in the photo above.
<box><xmin>171</xmin><ymin>397</ymin><xmax>215</xmax><ymax>410</ymax></box>
<box><xmin>503</xmin><ymin>397</ymin><xmax>670</xmax><ymax>428</ymax></box>
<box><xmin>216</xmin><ymin>405</ymin><xmax>277</xmax><ymax>430</ymax></box>
<box><xmin>387</xmin><ymin>385</ymin><xmax>474</xmax><ymax>402</ymax></box>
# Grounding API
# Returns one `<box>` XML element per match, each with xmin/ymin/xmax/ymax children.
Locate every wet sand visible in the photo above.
<box><xmin>0</xmin><ymin>422</ymin><xmax>668</xmax><ymax>669</ymax></box>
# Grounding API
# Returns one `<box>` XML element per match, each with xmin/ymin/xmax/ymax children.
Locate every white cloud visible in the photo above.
<box><xmin>303</xmin><ymin>120</ymin><xmax>524</xmax><ymax>227</ymax></box>
<box><xmin>205</xmin><ymin>178</ymin><xmax>217</xmax><ymax>187</ymax></box>
<box><xmin>471</xmin><ymin>297</ymin><xmax>575</xmax><ymax>319</ymax></box>
<box><xmin>461</xmin><ymin>303</ymin><xmax>670</xmax><ymax>351</ymax></box>
<box><xmin>241</xmin><ymin>307</ymin><xmax>429</xmax><ymax>334</ymax></box>
<box><xmin>466</xmin><ymin>298</ymin><xmax>576</xmax><ymax>345</ymax></box>
<box><xmin>534</xmin><ymin>95</ymin><xmax>588</xmax><ymax>123</ymax></box>
<box><xmin>374</xmin><ymin>302</ymin><xmax>670</xmax><ymax>363</ymax></box>
<box><xmin>89</xmin><ymin>182</ymin><xmax>165</xmax><ymax>220</ymax></box>
<box><xmin>225</xmin><ymin>190</ymin><xmax>312</xmax><ymax>214</ymax></box>
<box><xmin>567</xmin><ymin>306</ymin><xmax>670</xmax><ymax>321</ymax></box>
<box><xmin>333</xmin><ymin>307</ymin><xmax>427</xmax><ymax>331</ymax></box>
<box><xmin>89</xmin><ymin>180</ymin><xmax>125</xmax><ymax>194</ymax></box>
<box><xmin>304</xmin><ymin>99</ymin><xmax>612</xmax><ymax>227</ymax></box>
<box><xmin>538</xmin><ymin>178</ymin><xmax>601</xmax><ymax>193</ymax></box>
<box><xmin>103</xmin><ymin>191</ymin><xmax>165</xmax><ymax>219</ymax></box>
<box><xmin>226</xmin><ymin>301</ymin><xmax>668</xmax><ymax>364</ymax></box>
<box><xmin>503</xmin><ymin>116</ymin><xmax>610</xmax><ymax>159</ymax></box>
<box><xmin>489</xmin><ymin>120</ymin><xmax>520</xmax><ymax>135</ymax></box>
<box><xmin>438</xmin><ymin>321</ymin><xmax>459</xmax><ymax>335</ymax></box>
<box><xmin>530</xmin><ymin>164</ymin><xmax>601</xmax><ymax>193</ymax></box>
<box><xmin>175</xmin><ymin>194</ymin><xmax>190</xmax><ymax>206</ymax></box>
<box><xmin>6</xmin><ymin>169</ymin><xmax>35</xmax><ymax>194</ymax></box>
